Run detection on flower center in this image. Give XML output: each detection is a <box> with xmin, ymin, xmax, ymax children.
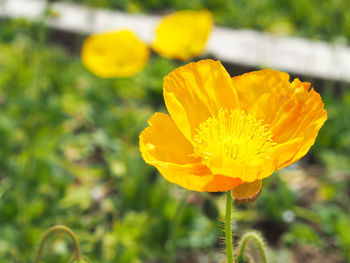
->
<box><xmin>193</xmin><ymin>109</ymin><xmax>275</xmax><ymax>164</ymax></box>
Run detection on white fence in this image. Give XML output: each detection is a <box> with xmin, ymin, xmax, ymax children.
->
<box><xmin>1</xmin><ymin>0</ymin><xmax>349</xmax><ymax>82</ymax></box>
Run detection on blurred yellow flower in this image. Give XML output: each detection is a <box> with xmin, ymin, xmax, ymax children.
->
<box><xmin>81</xmin><ymin>30</ymin><xmax>149</xmax><ymax>78</ymax></box>
<box><xmin>152</xmin><ymin>10</ymin><xmax>213</xmax><ymax>60</ymax></box>
<box><xmin>139</xmin><ymin>60</ymin><xmax>327</xmax><ymax>199</ymax></box>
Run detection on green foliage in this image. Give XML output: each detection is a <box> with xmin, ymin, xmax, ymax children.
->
<box><xmin>283</xmin><ymin>223</ymin><xmax>321</xmax><ymax>246</ymax></box>
<box><xmin>257</xmin><ymin>175</ymin><xmax>296</xmax><ymax>222</ymax></box>
<box><xmin>315</xmin><ymin>205</ymin><xmax>350</xmax><ymax>260</ymax></box>
<box><xmin>314</xmin><ymin>84</ymin><xmax>350</xmax><ymax>172</ymax></box>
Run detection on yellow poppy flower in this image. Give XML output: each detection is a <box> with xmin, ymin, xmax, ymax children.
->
<box><xmin>81</xmin><ymin>30</ymin><xmax>149</xmax><ymax>78</ymax></box>
<box><xmin>139</xmin><ymin>60</ymin><xmax>327</xmax><ymax>199</ymax></box>
<box><xmin>152</xmin><ymin>10</ymin><xmax>213</xmax><ymax>60</ymax></box>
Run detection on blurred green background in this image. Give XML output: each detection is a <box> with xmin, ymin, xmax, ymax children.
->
<box><xmin>0</xmin><ymin>1</ymin><xmax>350</xmax><ymax>263</ymax></box>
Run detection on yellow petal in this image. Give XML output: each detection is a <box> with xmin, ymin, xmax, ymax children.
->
<box><xmin>140</xmin><ymin>112</ymin><xmax>195</xmax><ymax>165</ymax></box>
<box><xmin>81</xmin><ymin>30</ymin><xmax>149</xmax><ymax>78</ymax></box>
<box><xmin>163</xmin><ymin>60</ymin><xmax>240</xmax><ymax>141</ymax></box>
<box><xmin>152</xmin><ymin>10</ymin><xmax>213</xmax><ymax>60</ymax></box>
<box><xmin>207</xmin><ymin>157</ymin><xmax>276</xmax><ymax>183</ymax></box>
<box><xmin>270</xmin><ymin>83</ymin><xmax>327</xmax><ymax>169</ymax></box>
<box><xmin>232</xmin><ymin>70</ymin><xmax>327</xmax><ymax>171</ymax></box>
<box><xmin>231</xmin><ymin>180</ymin><xmax>262</xmax><ymax>202</ymax></box>
<box><xmin>232</xmin><ymin>69</ymin><xmax>291</xmax><ymax>121</ymax></box>
<box><xmin>156</xmin><ymin>165</ymin><xmax>243</xmax><ymax>192</ymax></box>
<box><xmin>269</xmin><ymin>137</ymin><xmax>304</xmax><ymax>169</ymax></box>
<box><xmin>139</xmin><ymin>113</ymin><xmax>242</xmax><ymax>191</ymax></box>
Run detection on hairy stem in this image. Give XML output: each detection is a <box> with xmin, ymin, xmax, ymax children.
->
<box><xmin>237</xmin><ymin>232</ymin><xmax>267</xmax><ymax>263</ymax></box>
<box><xmin>225</xmin><ymin>191</ymin><xmax>234</xmax><ymax>263</ymax></box>
<box><xmin>34</xmin><ymin>225</ymin><xmax>81</xmax><ymax>263</ymax></box>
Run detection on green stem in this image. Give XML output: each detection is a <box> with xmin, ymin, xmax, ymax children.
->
<box><xmin>34</xmin><ymin>225</ymin><xmax>81</xmax><ymax>263</ymax></box>
<box><xmin>237</xmin><ymin>232</ymin><xmax>267</xmax><ymax>263</ymax></box>
<box><xmin>225</xmin><ymin>191</ymin><xmax>234</xmax><ymax>263</ymax></box>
